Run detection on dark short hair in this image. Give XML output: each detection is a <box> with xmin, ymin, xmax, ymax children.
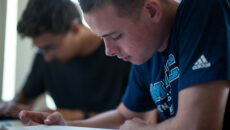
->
<box><xmin>78</xmin><ymin>0</ymin><xmax>145</xmax><ymax>21</ymax></box>
<box><xmin>17</xmin><ymin>0</ymin><xmax>82</xmax><ymax>38</ymax></box>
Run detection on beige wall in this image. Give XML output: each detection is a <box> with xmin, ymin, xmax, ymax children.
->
<box><xmin>16</xmin><ymin>0</ymin><xmax>47</xmax><ymax>109</ymax></box>
<box><xmin>0</xmin><ymin>0</ymin><xmax>46</xmax><ymax>109</ymax></box>
<box><xmin>16</xmin><ymin>0</ymin><xmax>35</xmax><ymax>93</ymax></box>
<box><xmin>0</xmin><ymin>0</ymin><xmax>7</xmax><ymax>99</ymax></box>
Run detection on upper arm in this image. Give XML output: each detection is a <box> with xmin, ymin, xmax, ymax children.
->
<box><xmin>175</xmin><ymin>80</ymin><xmax>229</xmax><ymax>130</ymax></box>
<box><xmin>22</xmin><ymin>53</ymin><xmax>46</xmax><ymax>98</ymax></box>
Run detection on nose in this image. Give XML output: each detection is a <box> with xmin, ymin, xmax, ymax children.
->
<box><xmin>104</xmin><ymin>40</ymin><xmax>119</xmax><ymax>56</ymax></box>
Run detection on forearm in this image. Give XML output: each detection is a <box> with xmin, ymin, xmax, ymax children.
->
<box><xmin>52</xmin><ymin>109</ymin><xmax>85</xmax><ymax>120</ymax></box>
<box><xmin>13</xmin><ymin>92</ymin><xmax>35</xmax><ymax>105</ymax></box>
<box><xmin>143</xmin><ymin>114</ymin><xmax>222</xmax><ymax>130</ymax></box>
<box><xmin>140</xmin><ymin>117</ymin><xmax>175</xmax><ymax>130</ymax></box>
<box><xmin>67</xmin><ymin>109</ymin><xmax>126</xmax><ymax>129</ymax></box>
<box><xmin>0</xmin><ymin>94</ymin><xmax>34</xmax><ymax>118</ymax></box>
<box><xmin>11</xmin><ymin>92</ymin><xmax>35</xmax><ymax>112</ymax></box>
<box><xmin>123</xmin><ymin>115</ymin><xmax>210</xmax><ymax>130</ymax></box>
<box><xmin>137</xmin><ymin>82</ymin><xmax>230</xmax><ymax>130</ymax></box>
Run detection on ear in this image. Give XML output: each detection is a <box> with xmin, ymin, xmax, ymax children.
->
<box><xmin>144</xmin><ymin>1</ymin><xmax>162</xmax><ymax>23</ymax></box>
<box><xmin>70</xmin><ymin>23</ymin><xmax>80</xmax><ymax>34</ymax></box>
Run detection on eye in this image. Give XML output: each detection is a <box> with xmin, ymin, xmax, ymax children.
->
<box><xmin>111</xmin><ymin>34</ymin><xmax>122</xmax><ymax>41</ymax></box>
<box><xmin>43</xmin><ymin>46</ymin><xmax>51</xmax><ymax>52</ymax></box>
<box><xmin>42</xmin><ymin>44</ymin><xmax>53</xmax><ymax>52</ymax></box>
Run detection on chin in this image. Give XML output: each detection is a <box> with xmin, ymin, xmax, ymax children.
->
<box><xmin>132</xmin><ymin>58</ymin><xmax>149</xmax><ymax>65</ymax></box>
<box><xmin>134</xmin><ymin>62</ymin><xmax>144</xmax><ymax>65</ymax></box>
<box><xmin>57</xmin><ymin>56</ymin><xmax>73</xmax><ymax>63</ymax></box>
<box><xmin>57</xmin><ymin>59</ymin><xmax>68</xmax><ymax>63</ymax></box>
<box><xmin>131</xmin><ymin>60</ymin><xmax>143</xmax><ymax>65</ymax></box>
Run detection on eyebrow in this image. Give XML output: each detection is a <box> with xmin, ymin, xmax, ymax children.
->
<box><xmin>41</xmin><ymin>44</ymin><xmax>52</xmax><ymax>50</ymax></box>
<box><xmin>101</xmin><ymin>32</ymin><xmax>117</xmax><ymax>38</ymax></box>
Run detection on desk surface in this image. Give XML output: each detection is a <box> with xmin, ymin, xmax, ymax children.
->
<box><xmin>0</xmin><ymin>121</ymin><xmax>117</xmax><ymax>130</ymax></box>
<box><xmin>0</xmin><ymin>120</ymin><xmax>23</xmax><ymax>126</ymax></box>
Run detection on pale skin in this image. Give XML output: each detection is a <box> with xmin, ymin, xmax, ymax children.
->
<box><xmin>18</xmin><ymin>0</ymin><xmax>230</xmax><ymax>130</ymax></box>
<box><xmin>0</xmin><ymin>92</ymin><xmax>89</xmax><ymax>120</ymax></box>
<box><xmin>19</xmin><ymin>81</ymin><xmax>229</xmax><ymax>130</ymax></box>
<box><xmin>0</xmin><ymin>23</ymin><xmax>102</xmax><ymax>120</ymax></box>
<box><xmin>0</xmin><ymin>92</ymin><xmax>34</xmax><ymax>118</ymax></box>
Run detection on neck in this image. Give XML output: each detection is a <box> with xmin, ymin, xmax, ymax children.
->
<box><xmin>82</xmin><ymin>33</ymin><xmax>102</xmax><ymax>56</ymax></box>
<box><xmin>76</xmin><ymin>27</ymin><xmax>102</xmax><ymax>56</ymax></box>
<box><xmin>158</xmin><ymin>1</ymin><xmax>179</xmax><ymax>52</ymax></box>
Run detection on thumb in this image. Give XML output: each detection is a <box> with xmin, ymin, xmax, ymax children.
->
<box><xmin>44</xmin><ymin>112</ymin><xmax>66</xmax><ymax>125</ymax></box>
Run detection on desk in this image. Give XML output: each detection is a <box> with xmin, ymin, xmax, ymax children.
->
<box><xmin>0</xmin><ymin>120</ymin><xmax>117</xmax><ymax>130</ymax></box>
<box><xmin>0</xmin><ymin>120</ymin><xmax>24</xmax><ymax>130</ymax></box>
<box><xmin>0</xmin><ymin>120</ymin><xmax>23</xmax><ymax>127</ymax></box>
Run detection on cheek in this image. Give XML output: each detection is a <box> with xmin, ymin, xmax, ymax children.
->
<box><xmin>56</xmin><ymin>50</ymin><xmax>68</xmax><ymax>62</ymax></box>
<box><xmin>61</xmin><ymin>38</ymin><xmax>73</xmax><ymax>51</ymax></box>
<box><xmin>125</xmin><ymin>35</ymin><xmax>144</xmax><ymax>52</ymax></box>
<box><xmin>63</xmin><ymin>37</ymin><xmax>71</xmax><ymax>45</ymax></box>
<box><xmin>120</xmin><ymin>41</ymin><xmax>140</xmax><ymax>58</ymax></box>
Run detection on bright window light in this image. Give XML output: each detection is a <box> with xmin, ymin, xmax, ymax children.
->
<box><xmin>46</xmin><ymin>94</ymin><xmax>57</xmax><ymax>110</ymax></box>
<box><xmin>71</xmin><ymin>0</ymin><xmax>79</xmax><ymax>4</ymax></box>
<box><xmin>71</xmin><ymin>0</ymin><xmax>90</xmax><ymax>28</ymax></box>
<box><xmin>2</xmin><ymin>0</ymin><xmax>18</xmax><ymax>101</ymax></box>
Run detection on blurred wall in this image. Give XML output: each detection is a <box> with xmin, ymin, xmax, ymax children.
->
<box><xmin>16</xmin><ymin>0</ymin><xmax>47</xmax><ymax>110</ymax></box>
<box><xmin>0</xmin><ymin>0</ymin><xmax>46</xmax><ymax>109</ymax></box>
<box><xmin>0</xmin><ymin>0</ymin><xmax>7</xmax><ymax>99</ymax></box>
<box><xmin>16</xmin><ymin>0</ymin><xmax>35</xmax><ymax>93</ymax></box>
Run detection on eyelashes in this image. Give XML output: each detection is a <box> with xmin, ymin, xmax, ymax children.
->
<box><xmin>112</xmin><ymin>34</ymin><xmax>122</xmax><ymax>41</ymax></box>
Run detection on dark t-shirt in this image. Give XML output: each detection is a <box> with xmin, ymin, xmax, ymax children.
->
<box><xmin>23</xmin><ymin>42</ymin><xmax>130</xmax><ymax>113</ymax></box>
<box><xmin>122</xmin><ymin>0</ymin><xmax>229</xmax><ymax>128</ymax></box>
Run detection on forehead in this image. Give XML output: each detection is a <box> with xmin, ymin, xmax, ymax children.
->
<box><xmin>33</xmin><ymin>33</ymin><xmax>61</xmax><ymax>44</ymax></box>
<box><xmin>83</xmin><ymin>3</ymin><xmax>134</xmax><ymax>36</ymax></box>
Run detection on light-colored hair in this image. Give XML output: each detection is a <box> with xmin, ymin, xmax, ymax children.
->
<box><xmin>79</xmin><ymin>0</ymin><xmax>146</xmax><ymax>21</ymax></box>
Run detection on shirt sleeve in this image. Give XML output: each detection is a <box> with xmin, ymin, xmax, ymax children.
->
<box><xmin>177</xmin><ymin>0</ymin><xmax>230</xmax><ymax>90</ymax></box>
<box><xmin>22</xmin><ymin>52</ymin><xmax>46</xmax><ymax>98</ymax></box>
<box><xmin>122</xmin><ymin>64</ymin><xmax>156</xmax><ymax>112</ymax></box>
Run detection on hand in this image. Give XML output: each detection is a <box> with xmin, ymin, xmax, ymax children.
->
<box><xmin>120</xmin><ymin>118</ymin><xmax>149</xmax><ymax>130</ymax></box>
<box><xmin>42</xmin><ymin>108</ymin><xmax>84</xmax><ymax>120</ymax></box>
<box><xmin>19</xmin><ymin>110</ymin><xmax>67</xmax><ymax>126</ymax></box>
<box><xmin>0</xmin><ymin>102</ymin><xmax>22</xmax><ymax>118</ymax></box>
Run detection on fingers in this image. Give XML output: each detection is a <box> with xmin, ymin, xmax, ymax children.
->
<box><xmin>19</xmin><ymin>110</ymin><xmax>49</xmax><ymax>125</ymax></box>
<box><xmin>19</xmin><ymin>111</ymin><xmax>66</xmax><ymax>126</ymax></box>
<box><xmin>27</xmin><ymin>120</ymin><xmax>42</xmax><ymax>126</ymax></box>
<box><xmin>0</xmin><ymin>102</ymin><xmax>19</xmax><ymax>117</ymax></box>
<box><xmin>44</xmin><ymin>112</ymin><xmax>66</xmax><ymax>125</ymax></box>
<box><xmin>132</xmin><ymin>117</ymin><xmax>148</xmax><ymax>124</ymax></box>
<box><xmin>0</xmin><ymin>102</ymin><xmax>7</xmax><ymax>115</ymax></box>
<box><xmin>132</xmin><ymin>117</ymin><xmax>144</xmax><ymax>122</ymax></box>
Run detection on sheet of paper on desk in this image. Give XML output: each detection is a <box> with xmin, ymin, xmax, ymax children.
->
<box><xmin>5</xmin><ymin>125</ymin><xmax>117</xmax><ymax>130</ymax></box>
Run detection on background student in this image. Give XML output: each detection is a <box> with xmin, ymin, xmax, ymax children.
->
<box><xmin>0</xmin><ymin>0</ymin><xmax>130</xmax><ymax>121</ymax></box>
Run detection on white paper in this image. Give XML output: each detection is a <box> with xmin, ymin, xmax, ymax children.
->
<box><xmin>0</xmin><ymin>120</ymin><xmax>23</xmax><ymax>127</ymax></box>
<box><xmin>4</xmin><ymin>125</ymin><xmax>117</xmax><ymax>130</ymax></box>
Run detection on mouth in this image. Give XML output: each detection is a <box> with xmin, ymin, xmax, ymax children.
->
<box><xmin>118</xmin><ymin>56</ymin><xmax>130</xmax><ymax>61</ymax></box>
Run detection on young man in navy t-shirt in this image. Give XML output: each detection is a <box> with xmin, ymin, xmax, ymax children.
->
<box><xmin>19</xmin><ymin>0</ymin><xmax>230</xmax><ymax>129</ymax></box>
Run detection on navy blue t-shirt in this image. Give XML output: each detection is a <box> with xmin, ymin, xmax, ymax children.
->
<box><xmin>123</xmin><ymin>0</ymin><xmax>229</xmax><ymax>121</ymax></box>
